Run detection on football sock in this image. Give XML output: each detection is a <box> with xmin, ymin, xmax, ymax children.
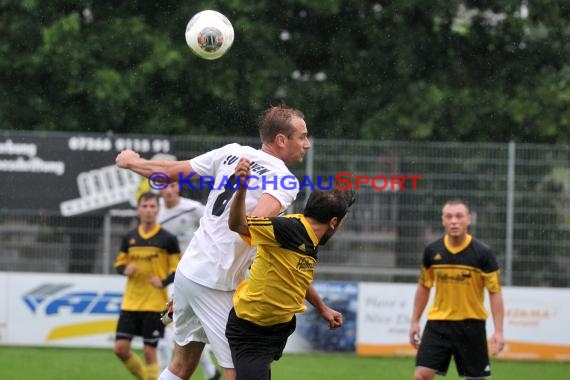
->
<box><xmin>145</xmin><ymin>363</ymin><xmax>159</xmax><ymax>380</ymax></box>
<box><xmin>158</xmin><ymin>328</ymin><xmax>174</xmax><ymax>371</ymax></box>
<box><xmin>200</xmin><ymin>350</ymin><xmax>217</xmax><ymax>379</ymax></box>
<box><xmin>124</xmin><ymin>354</ymin><xmax>145</xmax><ymax>379</ymax></box>
<box><xmin>158</xmin><ymin>367</ymin><xmax>184</xmax><ymax>380</ymax></box>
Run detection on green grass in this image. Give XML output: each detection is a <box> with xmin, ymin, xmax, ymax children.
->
<box><xmin>0</xmin><ymin>346</ymin><xmax>569</xmax><ymax>379</ymax></box>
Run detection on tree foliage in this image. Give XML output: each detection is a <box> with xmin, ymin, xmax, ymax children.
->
<box><xmin>1</xmin><ymin>0</ymin><xmax>569</xmax><ymax>142</ymax></box>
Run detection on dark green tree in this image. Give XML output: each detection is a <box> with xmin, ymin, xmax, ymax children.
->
<box><xmin>2</xmin><ymin>1</ymin><xmax>570</xmax><ymax>142</ymax></box>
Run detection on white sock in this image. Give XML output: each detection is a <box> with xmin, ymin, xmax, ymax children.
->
<box><xmin>200</xmin><ymin>348</ymin><xmax>217</xmax><ymax>379</ymax></box>
<box><xmin>157</xmin><ymin>328</ymin><xmax>174</xmax><ymax>371</ymax></box>
<box><xmin>158</xmin><ymin>367</ymin><xmax>184</xmax><ymax>380</ymax></box>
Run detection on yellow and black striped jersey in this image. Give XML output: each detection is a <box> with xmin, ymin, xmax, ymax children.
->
<box><xmin>114</xmin><ymin>225</ymin><xmax>180</xmax><ymax>312</ymax></box>
<box><xmin>420</xmin><ymin>234</ymin><xmax>501</xmax><ymax>321</ymax></box>
<box><xmin>233</xmin><ymin>214</ymin><xmax>319</xmax><ymax>326</ymax></box>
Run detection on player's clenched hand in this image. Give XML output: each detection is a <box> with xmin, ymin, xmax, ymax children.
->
<box><xmin>116</xmin><ymin>149</ymin><xmax>141</xmax><ymax>169</ymax></box>
<box><xmin>320</xmin><ymin>306</ymin><xmax>343</xmax><ymax>330</ymax></box>
<box><xmin>328</xmin><ymin>310</ymin><xmax>343</xmax><ymax>330</ymax></box>
<box><xmin>234</xmin><ymin>157</ymin><xmax>251</xmax><ymax>188</ymax></box>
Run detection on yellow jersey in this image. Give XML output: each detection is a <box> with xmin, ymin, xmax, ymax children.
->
<box><xmin>114</xmin><ymin>224</ymin><xmax>180</xmax><ymax>312</ymax></box>
<box><xmin>419</xmin><ymin>234</ymin><xmax>501</xmax><ymax>321</ymax></box>
<box><xmin>234</xmin><ymin>214</ymin><xmax>319</xmax><ymax>326</ymax></box>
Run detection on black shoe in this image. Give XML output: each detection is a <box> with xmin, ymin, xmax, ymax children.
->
<box><xmin>208</xmin><ymin>369</ymin><xmax>221</xmax><ymax>380</ymax></box>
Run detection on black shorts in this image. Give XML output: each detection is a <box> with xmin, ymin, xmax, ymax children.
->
<box><xmin>115</xmin><ymin>310</ymin><xmax>165</xmax><ymax>347</ymax></box>
<box><xmin>416</xmin><ymin>320</ymin><xmax>491</xmax><ymax>378</ymax></box>
<box><xmin>225</xmin><ymin>308</ymin><xmax>296</xmax><ymax>380</ymax></box>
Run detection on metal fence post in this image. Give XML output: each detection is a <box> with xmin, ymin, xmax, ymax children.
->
<box><xmin>505</xmin><ymin>141</ymin><xmax>515</xmax><ymax>286</ymax></box>
<box><xmin>102</xmin><ymin>211</ymin><xmax>111</xmax><ymax>274</ymax></box>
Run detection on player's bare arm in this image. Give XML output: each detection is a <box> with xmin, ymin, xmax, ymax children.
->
<box><xmin>228</xmin><ymin>158</ymin><xmax>251</xmax><ymax>237</ymax></box>
<box><xmin>489</xmin><ymin>290</ymin><xmax>505</xmax><ymax>355</ymax></box>
<box><xmin>306</xmin><ymin>285</ymin><xmax>344</xmax><ymax>329</ymax></box>
<box><xmin>409</xmin><ymin>283</ymin><xmax>430</xmax><ymax>348</ymax></box>
<box><xmin>115</xmin><ymin>148</ymin><xmax>198</xmax><ymax>181</ymax></box>
<box><xmin>250</xmin><ymin>193</ymin><xmax>283</xmax><ymax>217</ymax></box>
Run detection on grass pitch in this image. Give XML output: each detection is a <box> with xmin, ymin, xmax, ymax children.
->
<box><xmin>0</xmin><ymin>346</ymin><xmax>568</xmax><ymax>379</ymax></box>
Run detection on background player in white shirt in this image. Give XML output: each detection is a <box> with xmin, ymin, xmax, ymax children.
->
<box><xmin>157</xmin><ymin>182</ymin><xmax>220</xmax><ymax>380</ymax></box>
<box><xmin>158</xmin><ymin>182</ymin><xmax>205</xmax><ymax>250</ymax></box>
<box><xmin>116</xmin><ymin>105</ymin><xmax>344</xmax><ymax>380</ymax></box>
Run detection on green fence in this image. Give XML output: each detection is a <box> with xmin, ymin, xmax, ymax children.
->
<box><xmin>1</xmin><ymin>135</ymin><xmax>569</xmax><ymax>287</ymax></box>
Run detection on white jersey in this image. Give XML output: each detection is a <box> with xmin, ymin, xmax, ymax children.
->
<box><xmin>158</xmin><ymin>197</ymin><xmax>205</xmax><ymax>252</ymax></box>
<box><xmin>177</xmin><ymin>143</ymin><xmax>299</xmax><ymax>291</ymax></box>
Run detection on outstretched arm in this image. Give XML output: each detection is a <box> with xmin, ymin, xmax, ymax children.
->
<box><xmin>115</xmin><ymin>149</ymin><xmax>197</xmax><ymax>181</ymax></box>
<box><xmin>250</xmin><ymin>193</ymin><xmax>283</xmax><ymax>217</ymax></box>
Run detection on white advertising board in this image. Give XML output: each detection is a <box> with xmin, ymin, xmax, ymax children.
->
<box><xmin>500</xmin><ymin>286</ymin><xmax>570</xmax><ymax>360</ymax></box>
<box><xmin>0</xmin><ymin>272</ymin><xmax>125</xmax><ymax>348</ymax></box>
<box><xmin>2</xmin><ymin>272</ymin><xmax>569</xmax><ymax>361</ymax></box>
<box><xmin>0</xmin><ymin>273</ymin><xmax>9</xmax><ymax>342</ymax></box>
<box><xmin>356</xmin><ymin>282</ymin><xmax>421</xmax><ymax>356</ymax></box>
<box><xmin>356</xmin><ymin>283</ymin><xmax>570</xmax><ymax>361</ymax></box>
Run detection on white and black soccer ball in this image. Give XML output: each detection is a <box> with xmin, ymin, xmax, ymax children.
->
<box><xmin>185</xmin><ymin>10</ymin><xmax>234</xmax><ymax>60</ymax></box>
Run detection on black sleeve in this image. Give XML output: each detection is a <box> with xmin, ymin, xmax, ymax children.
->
<box><xmin>161</xmin><ymin>272</ymin><xmax>175</xmax><ymax>287</ymax></box>
<box><xmin>422</xmin><ymin>246</ymin><xmax>432</xmax><ymax>269</ymax></box>
<box><xmin>481</xmin><ymin>247</ymin><xmax>499</xmax><ymax>273</ymax></box>
<box><xmin>167</xmin><ymin>234</ymin><xmax>181</xmax><ymax>254</ymax></box>
<box><xmin>119</xmin><ymin>234</ymin><xmax>130</xmax><ymax>253</ymax></box>
<box><xmin>116</xmin><ymin>265</ymin><xmax>126</xmax><ymax>275</ymax></box>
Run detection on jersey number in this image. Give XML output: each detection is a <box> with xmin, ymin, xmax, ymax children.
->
<box><xmin>212</xmin><ymin>174</ymin><xmax>237</xmax><ymax>216</ymax></box>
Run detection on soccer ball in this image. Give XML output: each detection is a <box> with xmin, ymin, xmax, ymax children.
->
<box><xmin>185</xmin><ymin>10</ymin><xmax>234</xmax><ymax>60</ymax></box>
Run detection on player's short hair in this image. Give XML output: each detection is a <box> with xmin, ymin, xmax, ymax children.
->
<box><xmin>443</xmin><ymin>198</ymin><xmax>471</xmax><ymax>214</ymax></box>
<box><xmin>303</xmin><ymin>188</ymin><xmax>356</xmax><ymax>224</ymax></box>
<box><xmin>137</xmin><ymin>191</ymin><xmax>159</xmax><ymax>206</ymax></box>
<box><xmin>258</xmin><ymin>105</ymin><xmax>305</xmax><ymax>143</ymax></box>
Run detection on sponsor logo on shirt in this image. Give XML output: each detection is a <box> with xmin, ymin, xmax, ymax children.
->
<box><xmin>436</xmin><ymin>271</ymin><xmax>472</xmax><ymax>283</ymax></box>
<box><xmin>296</xmin><ymin>257</ymin><xmax>315</xmax><ymax>271</ymax></box>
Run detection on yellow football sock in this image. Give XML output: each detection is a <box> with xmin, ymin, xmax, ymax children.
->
<box><xmin>124</xmin><ymin>354</ymin><xmax>145</xmax><ymax>379</ymax></box>
<box><xmin>145</xmin><ymin>362</ymin><xmax>159</xmax><ymax>380</ymax></box>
